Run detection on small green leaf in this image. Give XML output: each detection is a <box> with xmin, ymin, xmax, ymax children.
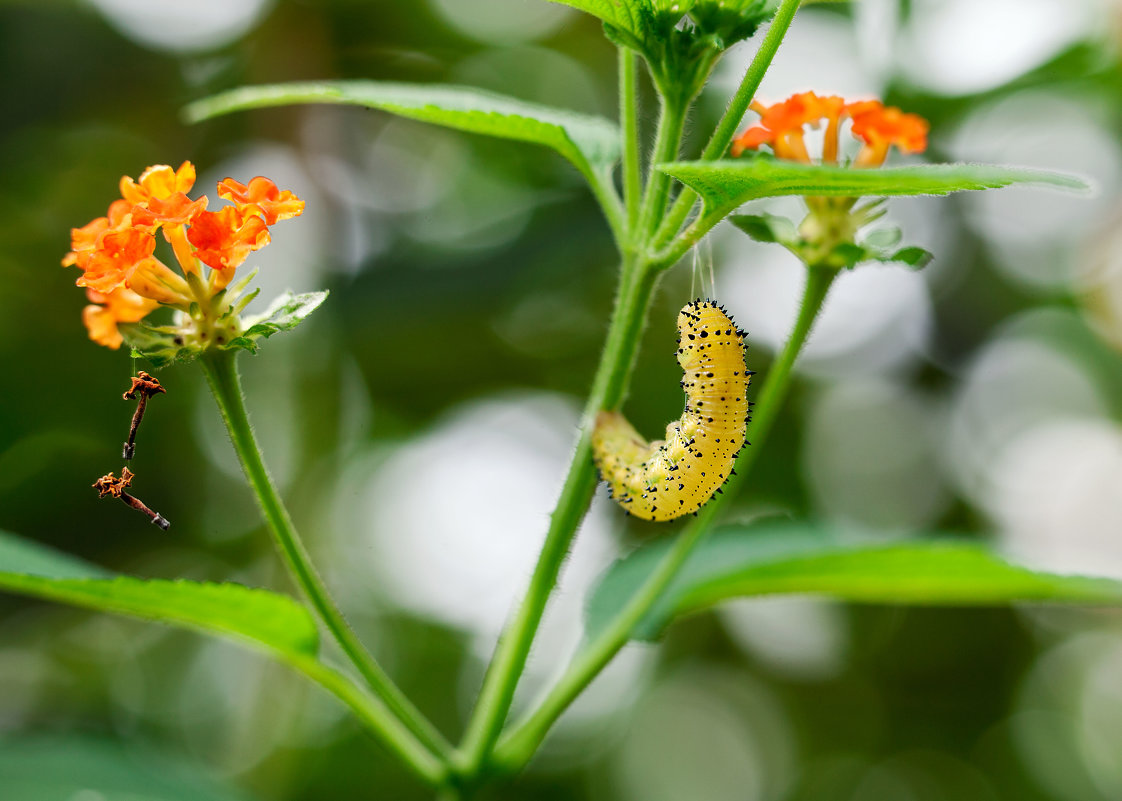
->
<box><xmin>831</xmin><ymin>242</ymin><xmax>867</xmax><ymax>269</ymax></box>
<box><xmin>890</xmin><ymin>245</ymin><xmax>934</xmax><ymax>269</ymax></box>
<box><xmin>0</xmin><ymin>530</ymin><xmax>318</xmax><ymax>660</ymax></box>
<box><xmin>838</xmin><ymin>241</ymin><xmax>934</xmax><ymax>271</ymax></box>
<box><xmin>185</xmin><ymin>81</ymin><xmax>620</xmax><ymax>188</ymax></box>
<box><xmin>660</xmin><ymin>159</ymin><xmax>1090</xmax><ymax>222</ymax></box>
<box><xmin>862</xmin><ymin>226</ymin><xmax>902</xmax><ymax>249</ymax></box>
<box><xmin>729</xmin><ymin>212</ymin><xmax>797</xmax><ymax>245</ymax></box>
<box><xmin>585</xmin><ymin>521</ymin><xmax>1122</xmax><ymax>641</ymax></box>
<box><xmin>223</xmin><ymin>290</ymin><xmax>328</xmax><ymax>354</ymax></box>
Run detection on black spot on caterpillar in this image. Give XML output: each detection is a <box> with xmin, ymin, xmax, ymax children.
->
<box><xmin>592</xmin><ymin>299</ymin><xmax>751</xmax><ymax>522</ymax></box>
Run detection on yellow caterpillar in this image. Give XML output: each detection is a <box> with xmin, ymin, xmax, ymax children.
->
<box><xmin>592</xmin><ymin>299</ymin><xmax>751</xmax><ymax>521</ymax></box>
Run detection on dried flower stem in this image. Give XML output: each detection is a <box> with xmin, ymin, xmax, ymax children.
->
<box><xmin>122</xmin><ymin>371</ymin><xmax>165</xmax><ymax>460</ymax></box>
<box><xmin>93</xmin><ymin>467</ymin><xmax>170</xmax><ymax>530</ymax></box>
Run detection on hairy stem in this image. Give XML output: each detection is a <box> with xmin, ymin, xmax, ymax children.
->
<box><xmin>200</xmin><ymin>349</ymin><xmax>451</xmax><ymax>762</ymax></box>
<box><xmin>588</xmin><ymin>166</ymin><xmax>628</xmax><ymax>251</ymax></box>
<box><xmin>654</xmin><ymin>0</ymin><xmax>803</xmax><ymax>248</ymax></box>
<box><xmin>637</xmin><ymin>95</ymin><xmax>688</xmax><ymax>244</ymax></box>
<box><xmin>492</xmin><ymin>265</ymin><xmax>840</xmax><ymax>770</ymax></box>
<box><xmin>456</xmin><ymin>258</ymin><xmax>660</xmax><ymax>777</ymax></box>
<box><xmin>620</xmin><ymin>48</ymin><xmax>642</xmax><ymax>236</ymax></box>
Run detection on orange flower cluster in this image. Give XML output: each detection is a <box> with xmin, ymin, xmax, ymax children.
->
<box><xmin>63</xmin><ymin>162</ymin><xmax>304</xmax><ymax>349</ymax></box>
<box><xmin>731</xmin><ymin>92</ymin><xmax>928</xmax><ymax>167</ymax></box>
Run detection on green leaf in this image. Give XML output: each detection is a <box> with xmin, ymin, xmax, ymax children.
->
<box><xmin>862</xmin><ymin>226</ymin><xmax>902</xmax><ymax>249</ymax></box>
<box><xmin>660</xmin><ymin>159</ymin><xmax>1090</xmax><ymax>222</ymax></box>
<box><xmin>835</xmin><ymin>239</ymin><xmax>933</xmax><ymax>271</ymax></box>
<box><xmin>585</xmin><ymin>521</ymin><xmax>1122</xmax><ymax>641</ymax></box>
<box><xmin>0</xmin><ymin>530</ymin><xmax>318</xmax><ymax>660</ymax></box>
<box><xmin>0</xmin><ymin>735</ymin><xmax>260</xmax><ymax>801</ymax></box>
<box><xmin>546</xmin><ymin>0</ymin><xmax>653</xmax><ymax>38</ymax></box>
<box><xmin>889</xmin><ymin>245</ymin><xmax>934</xmax><ymax>269</ymax></box>
<box><xmin>184</xmin><ymin>81</ymin><xmax>621</xmax><ymax>187</ymax></box>
<box><xmin>224</xmin><ymin>289</ymin><xmax>328</xmax><ymax>354</ymax></box>
<box><xmin>830</xmin><ymin>242</ymin><xmax>868</xmax><ymax>269</ymax></box>
<box><xmin>0</xmin><ymin>530</ymin><xmax>109</xmax><ymax>579</ymax></box>
<box><xmin>728</xmin><ymin>212</ymin><xmax>797</xmax><ymax>245</ymax></box>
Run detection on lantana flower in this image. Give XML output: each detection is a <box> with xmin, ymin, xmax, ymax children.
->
<box><xmin>729</xmin><ymin>92</ymin><xmax>932</xmax><ymax>270</ymax></box>
<box><xmin>63</xmin><ymin>161</ymin><xmax>304</xmax><ymax>350</ymax></box>
<box><xmin>731</xmin><ymin>91</ymin><xmax>928</xmax><ymax>166</ymax></box>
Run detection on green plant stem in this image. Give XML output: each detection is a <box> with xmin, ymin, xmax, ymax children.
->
<box><xmin>650</xmin><ymin>203</ymin><xmax>726</xmax><ymax>271</ymax></box>
<box><xmin>588</xmin><ymin>167</ymin><xmax>627</xmax><ymax>250</ymax></box>
<box><xmin>456</xmin><ymin>257</ymin><xmax>661</xmax><ymax>778</ymax></box>
<box><xmin>491</xmin><ymin>265</ymin><xmax>839</xmax><ymax>771</ymax></box>
<box><xmin>620</xmin><ymin>48</ymin><xmax>642</xmax><ymax>237</ymax></box>
<box><xmin>637</xmin><ymin>95</ymin><xmax>687</xmax><ymax>243</ymax></box>
<box><xmin>200</xmin><ymin>349</ymin><xmax>451</xmax><ymax>761</ymax></box>
<box><xmin>654</xmin><ymin>0</ymin><xmax>803</xmax><ymax>248</ymax></box>
<box><xmin>293</xmin><ymin>656</ymin><xmax>447</xmax><ymax>786</ymax></box>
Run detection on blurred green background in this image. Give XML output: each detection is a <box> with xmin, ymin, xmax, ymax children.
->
<box><xmin>4</xmin><ymin>0</ymin><xmax>1122</xmax><ymax>799</ymax></box>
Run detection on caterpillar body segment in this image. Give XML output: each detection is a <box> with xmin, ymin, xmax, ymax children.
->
<box><xmin>592</xmin><ymin>300</ymin><xmax>751</xmax><ymax>521</ymax></box>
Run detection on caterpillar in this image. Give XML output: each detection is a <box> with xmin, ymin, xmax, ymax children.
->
<box><xmin>592</xmin><ymin>299</ymin><xmax>751</xmax><ymax>521</ymax></box>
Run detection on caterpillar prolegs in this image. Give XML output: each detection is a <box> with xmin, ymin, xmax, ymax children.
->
<box><xmin>592</xmin><ymin>300</ymin><xmax>752</xmax><ymax>521</ymax></box>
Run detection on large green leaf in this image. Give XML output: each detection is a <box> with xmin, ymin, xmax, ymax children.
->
<box><xmin>184</xmin><ymin>81</ymin><xmax>620</xmax><ymax>187</ymax></box>
<box><xmin>0</xmin><ymin>533</ymin><xmax>438</xmax><ymax>780</ymax></box>
<box><xmin>0</xmin><ymin>530</ymin><xmax>318</xmax><ymax>660</ymax></box>
<box><xmin>547</xmin><ymin>0</ymin><xmax>652</xmax><ymax>37</ymax></box>
<box><xmin>0</xmin><ymin>735</ymin><xmax>259</xmax><ymax>801</ymax></box>
<box><xmin>0</xmin><ymin>529</ymin><xmax>109</xmax><ymax>579</ymax></box>
<box><xmin>586</xmin><ymin>521</ymin><xmax>1122</xmax><ymax>641</ymax></box>
<box><xmin>659</xmin><ymin>159</ymin><xmax>1090</xmax><ymax>221</ymax></box>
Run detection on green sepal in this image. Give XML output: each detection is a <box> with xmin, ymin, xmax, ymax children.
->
<box><xmin>120</xmin><ymin>322</ymin><xmax>197</xmax><ymax>369</ymax></box>
<box><xmin>228</xmin><ymin>286</ymin><xmax>262</xmax><ymax>319</ymax></box>
<box><xmin>731</xmin><ymin>214</ymin><xmax>935</xmax><ymax>271</ymax></box>
<box><xmin>221</xmin><ymin>290</ymin><xmax>329</xmax><ymax>354</ymax></box>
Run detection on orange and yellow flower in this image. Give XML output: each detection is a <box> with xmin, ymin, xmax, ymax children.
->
<box><xmin>729</xmin><ymin>93</ymin><xmax>932</xmax><ymax>270</ymax></box>
<box><xmin>81</xmin><ymin>287</ymin><xmax>160</xmax><ymax>350</ymax></box>
<box><xmin>187</xmin><ymin>206</ymin><xmax>271</xmax><ymax>276</ymax></box>
<box><xmin>63</xmin><ymin>161</ymin><xmax>304</xmax><ymax>349</ymax></box>
<box><xmin>218</xmin><ymin>177</ymin><xmax>305</xmax><ymax>226</ymax></box>
<box><xmin>731</xmin><ymin>92</ymin><xmax>928</xmax><ymax>166</ymax></box>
